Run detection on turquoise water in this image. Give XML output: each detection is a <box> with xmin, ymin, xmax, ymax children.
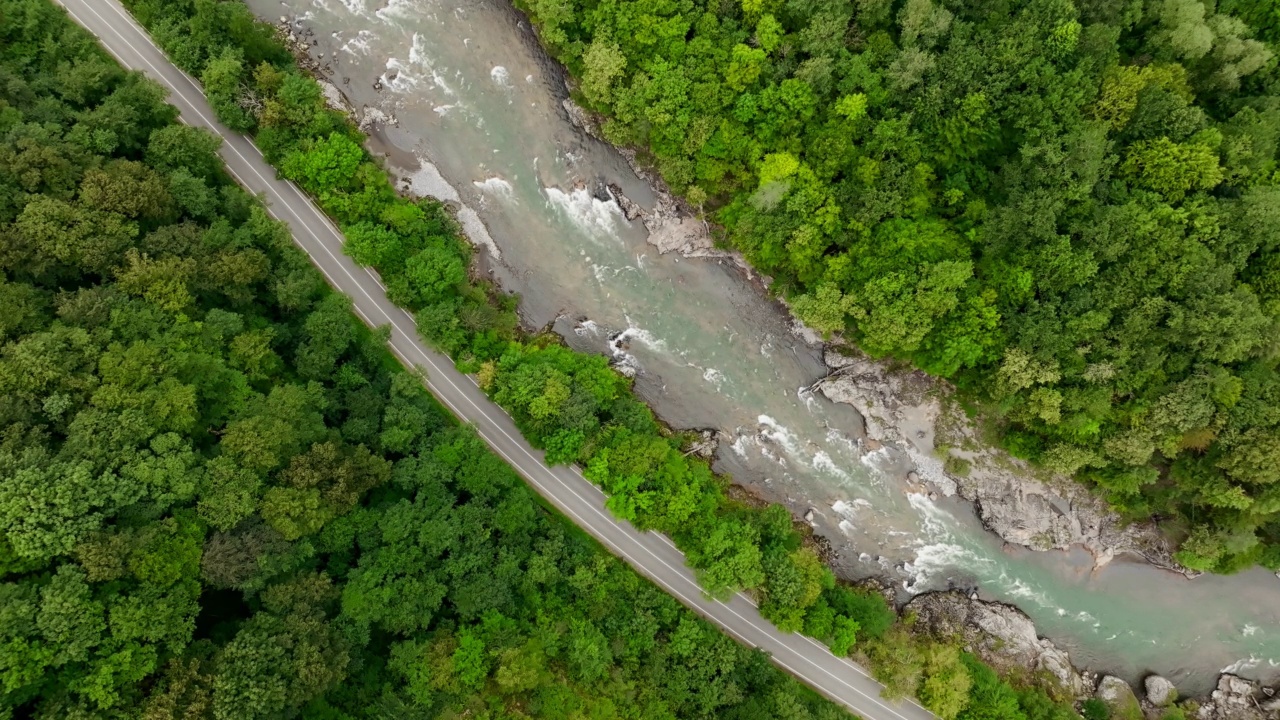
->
<box><xmin>249</xmin><ymin>0</ymin><xmax>1280</xmax><ymax>693</ymax></box>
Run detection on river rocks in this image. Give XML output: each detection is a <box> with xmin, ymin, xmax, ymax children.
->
<box><xmin>904</xmin><ymin>591</ymin><xmax>1090</xmax><ymax>698</ymax></box>
<box><xmin>1096</xmin><ymin>675</ymin><xmax>1142</xmax><ymax>718</ymax></box>
<box><xmin>683</xmin><ymin>430</ymin><xmax>718</xmax><ymax>460</ymax></box>
<box><xmin>561</xmin><ymin>97</ymin><xmax>601</xmax><ymax>139</ymax></box>
<box><xmin>607</xmin><ymin>183</ymin><xmax>643</xmax><ymax>221</ymax></box>
<box><xmin>1197</xmin><ymin>674</ymin><xmax>1268</xmax><ymax>720</ymax></box>
<box><xmin>1145</xmin><ymin>675</ymin><xmax>1178</xmax><ymax>707</ymax></box>
<box><xmin>814</xmin><ymin>348</ymin><xmax>1181</xmax><ymax>571</ymax></box>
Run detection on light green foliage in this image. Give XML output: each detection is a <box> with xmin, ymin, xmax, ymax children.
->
<box><xmin>489</xmin><ymin>0</ymin><xmax>1280</xmax><ymax>574</ymax></box>
<box><xmin>792</xmin><ymin>283</ymin><xmax>855</xmax><ymax>336</ymax></box>
<box><xmin>1122</xmin><ymin>137</ymin><xmax>1224</xmax><ymax>199</ymax></box>
<box><xmin>726</xmin><ymin>43</ymin><xmax>768</xmax><ymax>90</ymax></box>
<box><xmin>580</xmin><ymin>39</ymin><xmax>627</xmax><ymax>106</ymax></box>
<box><xmin>47</xmin><ymin>1</ymin><xmax>1231</xmax><ymax>718</ymax></box>
<box><xmin>756</xmin><ymin>14</ymin><xmax>784</xmax><ymax>53</ymax></box>
<box><xmin>281</xmin><ymin>132</ymin><xmax>365</xmax><ymax>194</ymax></box>
<box><xmin>201</xmin><ymin>47</ymin><xmax>254</xmax><ymax>131</ymax></box>
<box><xmin>835</xmin><ymin>93</ymin><xmax>869</xmax><ymax>121</ymax></box>
<box><xmin>919</xmin><ymin>644</ymin><xmax>973</xmax><ymax>720</ymax></box>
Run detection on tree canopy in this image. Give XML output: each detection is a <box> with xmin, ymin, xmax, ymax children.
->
<box><xmin>502</xmin><ymin>0</ymin><xmax>1280</xmax><ymax>573</ymax></box>
<box><xmin>0</xmin><ymin>2</ymin><xmax>885</xmax><ymax>716</ymax></box>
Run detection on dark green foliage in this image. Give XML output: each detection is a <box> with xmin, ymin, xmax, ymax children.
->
<box><xmin>506</xmin><ymin>0</ymin><xmax>1280</xmax><ymax>573</ymax></box>
<box><xmin>99</xmin><ymin>1</ymin><xmax>1113</xmax><ymax>717</ymax></box>
<box><xmin>1083</xmin><ymin>697</ymin><xmax>1112</xmax><ymax>720</ymax></box>
<box><xmin>0</xmin><ymin>2</ymin><xmax>868</xmax><ymax>717</ymax></box>
<box><xmin>117</xmin><ymin>0</ymin><xmax>887</xmax><ymax>661</ymax></box>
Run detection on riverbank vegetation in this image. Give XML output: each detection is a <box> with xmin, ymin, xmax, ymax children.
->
<box><xmin>0</xmin><ymin>1</ymin><xmax>872</xmax><ymax>716</ymax></box>
<box><xmin>35</xmin><ymin>0</ymin><xmax>1099</xmax><ymax>716</ymax></box>
<box><xmin>506</xmin><ymin>0</ymin><xmax>1280</xmax><ymax>574</ymax></box>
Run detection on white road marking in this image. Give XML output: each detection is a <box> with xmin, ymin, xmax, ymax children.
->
<box><xmin>60</xmin><ymin>3</ymin><xmax>934</xmax><ymax>718</ymax></box>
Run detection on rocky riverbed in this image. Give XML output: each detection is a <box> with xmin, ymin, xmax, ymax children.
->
<box><xmin>259</xmin><ymin>1</ymin><xmax>1280</xmax><ymax>702</ymax></box>
<box><xmin>907</xmin><ymin>590</ymin><xmax>1280</xmax><ymax>719</ymax></box>
<box><xmin>811</xmin><ymin>349</ymin><xmax>1184</xmax><ymax>573</ymax></box>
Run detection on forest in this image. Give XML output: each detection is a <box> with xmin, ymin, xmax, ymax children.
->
<box><xmin>0</xmin><ymin>1</ymin><xmax>874</xmax><ymax>717</ymax></box>
<box><xmin>0</xmin><ymin>0</ymin><xmax>1109</xmax><ymax>717</ymax></box>
<box><xmin>498</xmin><ymin>0</ymin><xmax>1280</xmax><ymax>574</ymax></box>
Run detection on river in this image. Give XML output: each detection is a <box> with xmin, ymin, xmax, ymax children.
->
<box><xmin>248</xmin><ymin>0</ymin><xmax>1280</xmax><ymax>694</ymax></box>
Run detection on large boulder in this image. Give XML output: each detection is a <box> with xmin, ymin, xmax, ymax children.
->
<box><xmin>1096</xmin><ymin>675</ymin><xmax>1141</xmax><ymax>719</ymax></box>
<box><xmin>1145</xmin><ymin>675</ymin><xmax>1178</xmax><ymax>707</ymax></box>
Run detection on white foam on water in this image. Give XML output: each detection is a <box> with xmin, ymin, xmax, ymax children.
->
<box><xmin>812</xmin><ymin>451</ymin><xmax>850</xmax><ymax>481</ymax></box>
<box><xmin>334</xmin><ymin>0</ymin><xmax>371</xmax><ymax>16</ymax></box>
<box><xmin>490</xmin><ymin>65</ymin><xmax>512</xmax><ymax>88</ymax></box>
<box><xmin>797</xmin><ymin>386</ymin><xmax>821</xmax><ymax>412</ymax></box>
<box><xmin>730</xmin><ymin>434</ymin><xmax>752</xmax><ymax>458</ymax></box>
<box><xmin>543</xmin><ymin>186</ymin><xmax>627</xmax><ymax>242</ymax></box>
<box><xmin>574</xmin><ymin>320</ymin><xmax>603</xmax><ymax>337</ymax></box>
<box><xmin>591</xmin><ymin>264</ymin><xmax>620</xmax><ymax>285</ymax></box>
<box><xmin>903</xmin><ymin>492</ymin><xmax>997</xmax><ymax>593</ymax></box>
<box><xmin>758</xmin><ymin>415</ymin><xmax>804</xmax><ymax>460</ymax></box>
<box><xmin>825</xmin><ymin>428</ymin><xmax>860</xmax><ymax>455</ymax></box>
<box><xmin>374</xmin><ymin>0</ymin><xmax>421</xmax><ymax>22</ymax></box>
<box><xmin>384</xmin><ymin>34</ymin><xmax>457</xmax><ymax>99</ymax></box>
<box><xmin>1222</xmin><ymin>656</ymin><xmax>1262</xmax><ymax>675</ymax></box>
<box><xmin>703</xmin><ymin>367</ymin><xmax>724</xmax><ymax>387</ymax></box>
<box><xmin>759</xmin><ymin>445</ymin><xmax>787</xmax><ymax>467</ymax></box>
<box><xmin>433</xmin><ymin>104</ymin><xmax>456</xmax><ymax>116</ymax></box>
<box><xmin>384</xmin><ymin>57</ymin><xmax>425</xmax><ymax>92</ymax></box>
<box><xmin>838</xmin><ymin>519</ymin><xmax>856</xmax><ymax>535</ymax></box>
<box><xmin>614</xmin><ymin>320</ymin><xmax>668</xmax><ymax>353</ymax></box>
<box><xmin>340</xmin><ymin>30</ymin><xmax>375</xmax><ymax>56</ymax></box>
<box><xmin>605</xmin><ymin>320</ymin><xmax>668</xmax><ymax>377</ymax></box>
<box><xmin>473</xmin><ymin>177</ymin><xmax>514</xmax><ymax>196</ymax></box>
<box><xmin>858</xmin><ymin>445</ymin><xmax>894</xmax><ymax>469</ymax></box>
<box><xmin>1243</xmin><ymin>624</ymin><xmax>1260</xmax><ymax>637</ymax></box>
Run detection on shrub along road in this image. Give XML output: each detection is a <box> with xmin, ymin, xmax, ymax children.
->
<box><xmin>54</xmin><ymin>1</ymin><xmax>937</xmax><ymax>718</ymax></box>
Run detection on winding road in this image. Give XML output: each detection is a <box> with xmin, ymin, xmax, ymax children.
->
<box><xmin>57</xmin><ymin>2</ymin><xmax>938</xmax><ymax>718</ymax></box>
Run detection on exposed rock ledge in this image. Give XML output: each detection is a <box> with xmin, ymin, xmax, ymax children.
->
<box><xmin>814</xmin><ymin>349</ymin><xmax>1182</xmax><ymax>573</ymax></box>
<box><xmin>907</xmin><ymin>590</ymin><xmax>1091</xmax><ymax>698</ymax></box>
<box><xmin>565</xmin><ymin>81</ymin><xmax>1181</xmax><ymax>574</ymax></box>
<box><xmin>908</xmin><ymin>591</ymin><xmax>1280</xmax><ymax>719</ymax></box>
<box><xmin>560</xmin><ymin>98</ymin><xmax>748</xmax><ymax>264</ymax></box>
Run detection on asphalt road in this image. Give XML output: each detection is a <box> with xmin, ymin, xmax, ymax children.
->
<box><xmin>56</xmin><ymin>2</ymin><xmax>938</xmax><ymax>718</ymax></box>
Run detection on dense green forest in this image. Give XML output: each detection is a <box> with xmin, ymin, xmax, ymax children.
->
<box><xmin>0</xmin><ymin>2</ymin><xmax>881</xmax><ymax>717</ymax></box>
<box><xmin>0</xmin><ymin>0</ymin><xmax>1105</xmax><ymax>717</ymax></box>
<box><xmin>498</xmin><ymin>0</ymin><xmax>1280</xmax><ymax>573</ymax></box>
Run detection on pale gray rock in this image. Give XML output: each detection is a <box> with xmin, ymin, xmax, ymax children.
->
<box><xmin>905</xmin><ymin>591</ymin><xmax>1089</xmax><ymax>698</ymax></box>
<box><xmin>814</xmin><ymin>349</ymin><xmax>1181</xmax><ymax>572</ymax></box>
<box><xmin>1096</xmin><ymin>675</ymin><xmax>1141</xmax><ymax>717</ymax></box>
<box><xmin>1145</xmin><ymin>674</ymin><xmax>1178</xmax><ymax>707</ymax></box>
<box><xmin>1197</xmin><ymin>674</ymin><xmax>1266</xmax><ymax>720</ymax></box>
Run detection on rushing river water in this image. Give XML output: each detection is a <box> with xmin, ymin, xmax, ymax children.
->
<box><xmin>249</xmin><ymin>0</ymin><xmax>1280</xmax><ymax>693</ymax></box>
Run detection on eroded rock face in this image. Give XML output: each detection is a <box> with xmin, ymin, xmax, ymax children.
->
<box><xmin>1197</xmin><ymin>674</ymin><xmax>1267</xmax><ymax>720</ymax></box>
<box><xmin>904</xmin><ymin>591</ymin><xmax>1089</xmax><ymax>699</ymax></box>
<box><xmin>1145</xmin><ymin>674</ymin><xmax>1178</xmax><ymax>707</ymax></box>
<box><xmin>814</xmin><ymin>349</ymin><xmax>1179</xmax><ymax>571</ymax></box>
